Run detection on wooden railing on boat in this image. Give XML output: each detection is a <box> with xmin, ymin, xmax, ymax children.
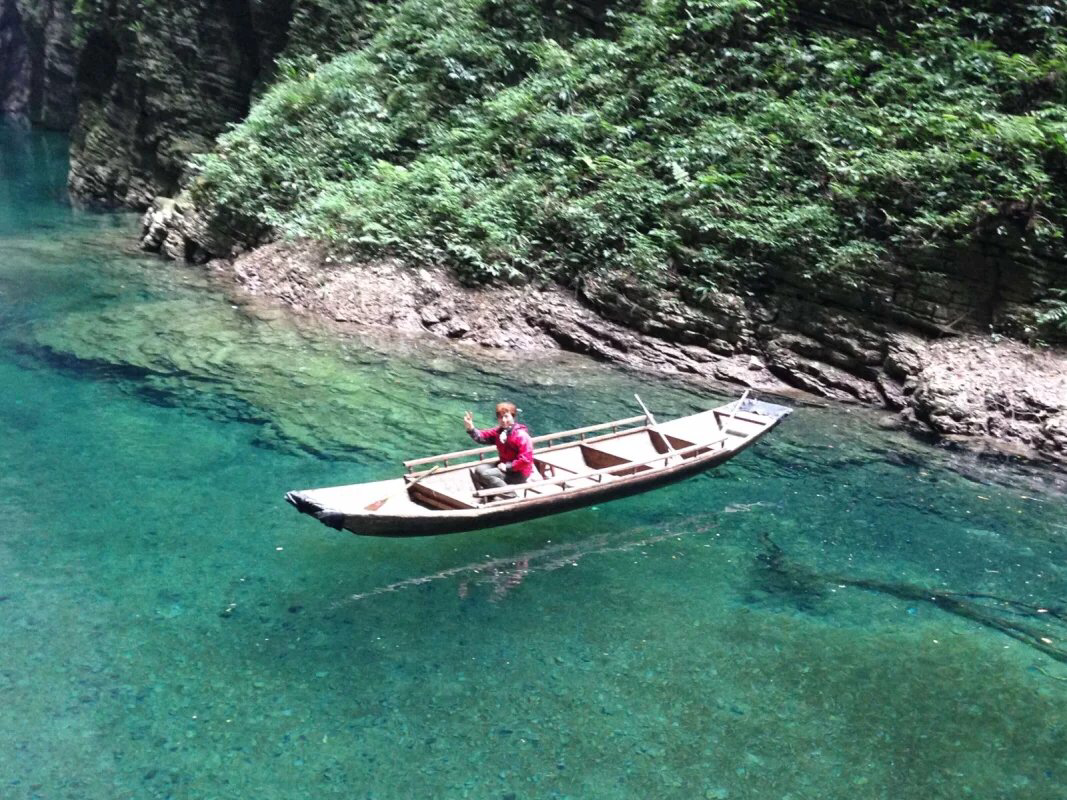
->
<box><xmin>470</xmin><ymin>434</ymin><xmax>737</xmax><ymax>503</ymax></box>
<box><xmin>402</xmin><ymin>414</ymin><xmax>649</xmax><ymax>472</ymax></box>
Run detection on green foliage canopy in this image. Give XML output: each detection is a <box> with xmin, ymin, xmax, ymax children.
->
<box><xmin>190</xmin><ymin>0</ymin><xmax>1067</xmax><ymax>305</ymax></box>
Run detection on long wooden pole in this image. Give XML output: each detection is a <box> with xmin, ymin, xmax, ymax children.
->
<box><xmin>722</xmin><ymin>389</ymin><xmax>752</xmax><ymax>433</ymax></box>
<box><xmin>634</xmin><ymin>394</ymin><xmax>678</xmax><ymax>454</ymax></box>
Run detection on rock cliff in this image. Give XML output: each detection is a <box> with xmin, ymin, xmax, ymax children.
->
<box><xmin>66</xmin><ymin>0</ymin><xmax>291</xmax><ymax>207</ymax></box>
<box><xmin>0</xmin><ymin>0</ymin><xmax>75</xmax><ymax>128</ymax></box>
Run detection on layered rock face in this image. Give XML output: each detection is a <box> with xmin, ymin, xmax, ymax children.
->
<box><xmin>572</xmin><ymin>238</ymin><xmax>1067</xmax><ymax>462</ymax></box>
<box><xmin>581</xmin><ymin>231</ymin><xmax>1067</xmax><ymax>395</ymax></box>
<box><xmin>0</xmin><ymin>0</ymin><xmax>75</xmax><ymax>128</ymax></box>
<box><xmin>68</xmin><ymin>0</ymin><xmax>291</xmax><ymax>207</ymax></box>
<box><xmin>1</xmin><ymin>0</ymin><xmax>30</xmax><ymax>116</ymax></box>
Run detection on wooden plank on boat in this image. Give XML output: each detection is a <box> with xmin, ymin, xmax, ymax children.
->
<box><xmin>411</xmin><ymin>469</ymin><xmax>479</xmax><ymax>510</ymax></box>
<box><xmin>403</xmin><ymin>414</ymin><xmax>648</xmax><ymax>469</ymax></box>
<box><xmin>471</xmin><ymin>435</ymin><xmax>736</xmax><ymax>499</ymax></box>
<box><xmin>586</xmin><ymin>430</ymin><xmax>694</xmax><ymax>463</ymax></box>
<box><xmin>535</xmin><ymin>449</ymin><xmax>585</xmax><ymax>475</ymax></box>
<box><xmin>713</xmin><ymin>409</ymin><xmax>772</xmax><ymax>427</ymax></box>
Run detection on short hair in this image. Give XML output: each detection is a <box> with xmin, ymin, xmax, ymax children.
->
<box><xmin>495</xmin><ymin>402</ymin><xmax>518</xmax><ymax>417</ymax></box>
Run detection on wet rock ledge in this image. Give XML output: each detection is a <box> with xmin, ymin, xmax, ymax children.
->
<box><xmin>157</xmin><ymin>227</ymin><xmax>1065</xmax><ymax>469</ymax></box>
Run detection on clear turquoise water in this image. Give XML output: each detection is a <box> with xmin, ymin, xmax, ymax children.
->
<box><xmin>2</xmin><ymin>120</ymin><xmax>1066</xmax><ymax>799</ymax></box>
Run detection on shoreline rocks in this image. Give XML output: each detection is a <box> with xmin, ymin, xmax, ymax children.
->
<box><xmin>186</xmin><ymin>238</ymin><xmax>1067</xmax><ymax>469</ymax></box>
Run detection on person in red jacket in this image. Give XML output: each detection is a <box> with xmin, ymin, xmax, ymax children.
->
<box><xmin>463</xmin><ymin>401</ymin><xmax>535</xmax><ymax>495</ymax></box>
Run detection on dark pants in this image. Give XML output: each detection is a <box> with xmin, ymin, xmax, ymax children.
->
<box><xmin>472</xmin><ymin>463</ymin><xmax>528</xmax><ymax>497</ymax></box>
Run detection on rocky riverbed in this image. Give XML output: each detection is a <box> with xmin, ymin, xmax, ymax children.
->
<box><xmin>178</xmin><ymin>234</ymin><xmax>1066</xmax><ymax>469</ymax></box>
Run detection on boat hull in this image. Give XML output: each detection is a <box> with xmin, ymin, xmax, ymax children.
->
<box><xmin>286</xmin><ymin>405</ymin><xmax>788</xmax><ymax>537</ymax></box>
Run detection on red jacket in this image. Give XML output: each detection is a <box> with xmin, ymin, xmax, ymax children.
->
<box><xmin>470</xmin><ymin>422</ymin><xmax>535</xmax><ymax>478</ymax></box>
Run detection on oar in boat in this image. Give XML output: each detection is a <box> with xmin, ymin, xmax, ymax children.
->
<box><xmin>364</xmin><ymin>466</ymin><xmax>440</xmax><ymax>512</ymax></box>
<box><xmin>634</xmin><ymin>394</ymin><xmax>678</xmax><ymax>455</ymax></box>
<box><xmin>722</xmin><ymin>389</ymin><xmax>752</xmax><ymax>434</ymax></box>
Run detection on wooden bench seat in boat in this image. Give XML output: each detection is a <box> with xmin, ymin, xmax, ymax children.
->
<box><xmin>712</xmin><ymin>408</ymin><xmax>768</xmax><ymax>437</ymax></box>
<box><xmin>410</xmin><ymin>468</ymin><xmax>480</xmax><ymax>510</ymax></box>
<box><xmin>654</xmin><ymin>409</ymin><xmax>743</xmax><ymax>446</ymax></box>
<box><xmin>534</xmin><ymin>448</ymin><xmax>605</xmax><ymax>490</ymax></box>
<box><xmin>413</xmin><ymin>462</ymin><xmax>560</xmax><ymax>509</ymax></box>
<box><xmin>580</xmin><ymin>430</ymin><xmax>695</xmax><ymax>472</ymax></box>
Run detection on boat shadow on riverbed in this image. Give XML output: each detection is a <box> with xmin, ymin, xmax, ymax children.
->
<box><xmin>318</xmin><ymin>498</ymin><xmax>774</xmax><ymax>607</ymax></box>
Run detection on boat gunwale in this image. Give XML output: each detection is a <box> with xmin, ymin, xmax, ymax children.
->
<box><xmin>470</xmin><ymin>429</ymin><xmax>733</xmax><ymax>501</ymax></box>
<box><xmin>402</xmin><ymin>414</ymin><xmax>649</xmax><ymax>471</ymax></box>
<box><xmin>361</xmin><ymin>416</ymin><xmax>776</xmax><ymax>522</ymax></box>
<box><xmin>337</xmin><ymin>424</ymin><xmax>779</xmax><ymax>536</ymax></box>
<box><xmin>398</xmin><ymin>408</ymin><xmax>772</xmax><ymax>484</ymax></box>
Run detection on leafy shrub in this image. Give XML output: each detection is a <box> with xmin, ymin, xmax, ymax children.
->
<box><xmin>1036</xmin><ymin>288</ymin><xmax>1067</xmax><ymax>336</ymax></box>
<box><xmin>189</xmin><ymin>0</ymin><xmax>1067</xmax><ymax>294</ymax></box>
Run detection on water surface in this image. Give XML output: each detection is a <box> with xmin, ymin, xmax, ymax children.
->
<box><xmin>2</xmin><ymin>121</ymin><xmax>1065</xmax><ymax>799</ymax></box>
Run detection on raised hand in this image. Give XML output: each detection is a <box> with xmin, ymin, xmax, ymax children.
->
<box><xmin>463</xmin><ymin>410</ymin><xmax>474</xmax><ymax>431</ymax></box>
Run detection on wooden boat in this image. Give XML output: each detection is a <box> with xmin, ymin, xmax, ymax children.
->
<box><xmin>285</xmin><ymin>394</ymin><xmax>791</xmax><ymax>537</ymax></box>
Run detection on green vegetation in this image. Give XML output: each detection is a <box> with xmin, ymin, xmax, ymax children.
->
<box><xmin>1037</xmin><ymin>289</ymin><xmax>1067</xmax><ymax>334</ymax></box>
<box><xmin>190</xmin><ymin>0</ymin><xmax>1067</xmax><ymax>314</ymax></box>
